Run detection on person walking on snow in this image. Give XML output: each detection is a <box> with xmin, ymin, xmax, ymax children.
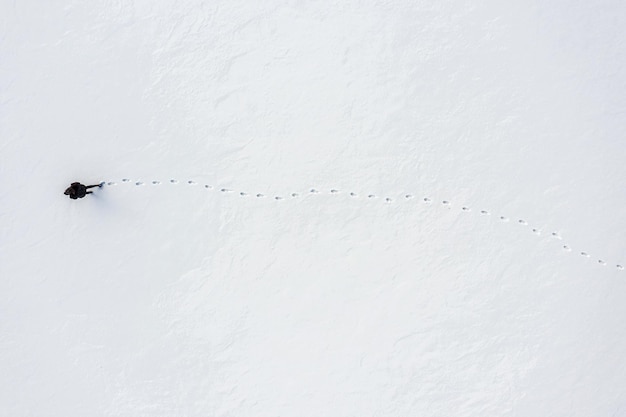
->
<box><xmin>64</xmin><ymin>182</ymin><xmax>102</xmax><ymax>199</ymax></box>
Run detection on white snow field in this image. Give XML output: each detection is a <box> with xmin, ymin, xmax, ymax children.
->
<box><xmin>2</xmin><ymin>1</ymin><xmax>626</xmax><ymax>416</ymax></box>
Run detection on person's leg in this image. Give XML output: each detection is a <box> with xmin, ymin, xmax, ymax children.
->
<box><xmin>85</xmin><ymin>184</ymin><xmax>100</xmax><ymax>189</ymax></box>
<box><xmin>86</xmin><ymin>191</ymin><xmax>93</xmax><ymax>195</ymax></box>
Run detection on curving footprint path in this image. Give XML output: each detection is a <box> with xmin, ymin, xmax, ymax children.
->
<box><xmin>102</xmin><ymin>178</ymin><xmax>624</xmax><ymax>273</ymax></box>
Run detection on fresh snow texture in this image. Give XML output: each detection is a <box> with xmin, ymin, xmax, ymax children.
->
<box><xmin>2</xmin><ymin>1</ymin><xmax>626</xmax><ymax>416</ymax></box>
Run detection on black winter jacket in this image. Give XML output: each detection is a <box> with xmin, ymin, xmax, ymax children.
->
<box><xmin>65</xmin><ymin>182</ymin><xmax>87</xmax><ymax>199</ymax></box>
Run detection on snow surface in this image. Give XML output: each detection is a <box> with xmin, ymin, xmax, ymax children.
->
<box><xmin>2</xmin><ymin>1</ymin><xmax>626</xmax><ymax>416</ymax></box>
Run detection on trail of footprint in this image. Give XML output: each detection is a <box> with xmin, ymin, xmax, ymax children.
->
<box><xmin>108</xmin><ymin>178</ymin><xmax>623</xmax><ymax>273</ymax></box>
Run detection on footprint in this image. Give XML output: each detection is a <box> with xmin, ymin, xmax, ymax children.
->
<box><xmin>368</xmin><ymin>194</ymin><xmax>376</xmax><ymax>199</ymax></box>
<box><xmin>480</xmin><ymin>210</ymin><xmax>490</xmax><ymax>215</ymax></box>
<box><xmin>518</xmin><ymin>219</ymin><xmax>528</xmax><ymax>225</ymax></box>
<box><xmin>385</xmin><ymin>197</ymin><xmax>392</xmax><ymax>202</ymax></box>
<box><xmin>291</xmin><ymin>193</ymin><xmax>299</xmax><ymax>197</ymax></box>
<box><xmin>462</xmin><ymin>207</ymin><xmax>470</xmax><ymax>211</ymax></box>
<box><xmin>240</xmin><ymin>192</ymin><xmax>248</xmax><ymax>196</ymax></box>
<box><xmin>152</xmin><ymin>180</ymin><xmax>161</xmax><ymax>185</ymax></box>
<box><xmin>618</xmin><ymin>265</ymin><xmax>624</xmax><ymax>270</ymax></box>
<box><xmin>107</xmin><ymin>182</ymin><xmax>116</xmax><ymax>186</ymax></box>
<box><xmin>170</xmin><ymin>179</ymin><xmax>178</xmax><ymax>184</ymax></box>
<box><xmin>405</xmin><ymin>194</ymin><xmax>413</xmax><ymax>199</ymax></box>
<box><xmin>551</xmin><ymin>232</ymin><xmax>562</xmax><ymax>240</ymax></box>
<box><xmin>204</xmin><ymin>185</ymin><xmax>212</xmax><ymax>189</ymax></box>
<box><xmin>563</xmin><ymin>245</ymin><xmax>571</xmax><ymax>251</ymax></box>
<box><xmin>499</xmin><ymin>216</ymin><xmax>509</xmax><ymax>222</ymax></box>
<box><xmin>310</xmin><ymin>189</ymin><xmax>318</xmax><ymax>194</ymax></box>
<box><xmin>275</xmin><ymin>196</ymin><xmax>283</xmax><ymax>200</ymax></box>
<box><xmin>256</xmin><ymin>193</ymin><xmax>264</xmax><ymax>198</ymax></box>
<box><xmin>135</xmin><ymin>181</ymin><xmax>144</xmax><ymax>186</ymax></box>
<box><xmin>532</xmin><ymin>228</ymin><xmax>541</xmax><ymax>235</ymax></box>
<box><xmin>598</xmin><ymin>260</ymin><xmax>607</xmax><ymax>266</ymax></box>
<box><xmin>581</xmin><ymin>252</ymin><xmax>590</xmax><ymax>258</ymax></box>
<box><xmin>423</xmin><ymin>198</ymin><xmax>431</xmax><ymax>203</ymax></box>
<box><xmin>187</xmin><ymin>180</ymin><xmax>196</xmax><ymax>185</ymax></box>
<box><xmin>220</xmin><ymin>188</ymin><xmax>232</xmax><ymax>193</ymax></box>
<box><xmin>442</xmin><ymin>200</ymin><xmax>450</xmax><ymax>205</ymax></box>
<box><xmin>350</xmin><ymin>192</ymin><xmax>357</xmax><ymax>197</ymax></box>
<box><xmin>122</xmin><ymin>178</ymin><xmax>130</xmax><ymax>182</ymax></box>
<box><xmin>330</xmin><ymin>189</ymin><xmax>339</xmax><ymax>194</ymax></box>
